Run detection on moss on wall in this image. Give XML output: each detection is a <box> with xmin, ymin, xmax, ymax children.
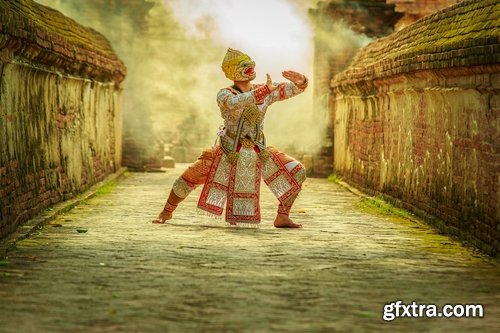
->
<box><xmin>333</xmin><ymin>0</ymin><xmax>500</xmax><ymax>89</ymax></box>
<box><xmin>331</xmin><ymin>0</ymin><xmax>500</xmax><ymax>256</ymax></box>
<box><xmin>0</xmin><ymin>1</ymin><xmax>124</xmax><ymax>239</ymax></box>
<box><xmin>0</xmin><ymin>0</ymin><xmax>126</xmax><ymax>82</ymax></box>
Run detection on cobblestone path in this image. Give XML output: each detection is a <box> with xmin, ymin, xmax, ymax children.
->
<box><xmin>1</xmin><ymin>167</ymin><xmax>499</xmax><ymax>333</ymax></box>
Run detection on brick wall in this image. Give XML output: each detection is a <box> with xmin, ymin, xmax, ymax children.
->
<box><xmin>331</xmin><ymin>0</ymin><xmax>499</xmax><ymax>256</ymax></box>
<box><xmin>310</xmin><ymin>0</ymin><xmax>401</xmax><ymax>176</ymax></box>
<box><xmin>387</xmin><ymin>0</ymin><xmax>462</xmax><ymax>30</ymax></box>
<box><xmin>0</xmin><ymin>0</ymin><xmax>126</xmax><ymax>239</ymax></box>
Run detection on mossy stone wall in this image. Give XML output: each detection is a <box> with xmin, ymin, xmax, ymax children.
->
<box><xmin>331</xmin><ymin>0</ymin><xmax>499</xmax><ymax>256</ymax></box>
<box><xmin>0</xmin><ymin>0</ymin><xmax>125</xmax><ymax>239</ymax></box>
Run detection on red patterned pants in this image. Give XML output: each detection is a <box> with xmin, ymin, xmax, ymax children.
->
<box><xmin>172</xmin><ymin>146</ymin><xmax>306</xmax><ymax>215</ymax></box>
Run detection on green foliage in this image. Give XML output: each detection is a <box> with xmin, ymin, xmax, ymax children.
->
<box><xmin>328</xmin><ymin>173</ymin><xmax>340</xmax><ymax>184</ymax></box>
<box><xmin>95</xmin><ymin>180</ymin><xmax>116</xmax><ymax>196</ymax></box>
<box><xmin>356</xmin><ymin>196</ymin><xmax>411</xmax><ymax>220</ymax></box>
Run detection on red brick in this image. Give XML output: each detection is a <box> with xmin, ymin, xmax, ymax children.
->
<box><xmin>1</xmin><ymin>176</ymin><xmax>9</xmax><ymax>186</ymax></box>
<box><xmin>8</xmin><ymin>160</ymin><xmax>18</xmax><ymax>171</ymax></box>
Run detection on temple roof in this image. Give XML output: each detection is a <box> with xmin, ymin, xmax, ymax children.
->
<box><xmin>0</xmin><ymin>0</ymin><xmax>126</xmax><ymax>83</ymax></box>
<box><xmin>333</xmin><ymin>0</ymin><xmax>500</xmax><ymax>87</ymax></box>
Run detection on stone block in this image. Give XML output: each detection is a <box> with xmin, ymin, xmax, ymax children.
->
<box><xmin>162</xmin><ymin>156</ymin><xmax>175</xmax><ymax>169</ymax></box>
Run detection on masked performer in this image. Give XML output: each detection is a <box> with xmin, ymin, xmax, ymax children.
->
<box><xmin>153</xmin><ymin>48</ymin><xmax>308</xmax><ymax>228</ymax></box>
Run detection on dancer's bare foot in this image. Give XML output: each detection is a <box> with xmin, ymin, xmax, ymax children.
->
<box><xmin>274</xmin><ymin>214</ymin><xmax>302</xmax><ymax>228</ymax></box>
<box><xmin>152</xmin><ymin>210</ymin><xmax>172</xmax><ymax>224</ymax></box>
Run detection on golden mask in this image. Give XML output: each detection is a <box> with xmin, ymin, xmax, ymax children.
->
<box><xmin>221</xmin><ymin>48</ymin><xmax>256</xmax><ymax>81</ymax></box>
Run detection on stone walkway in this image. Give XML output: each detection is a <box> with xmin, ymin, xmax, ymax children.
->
<box><xmin>0</xmin><ymin>166</ymin><xmax>499</xmax><ymax>333</ymax></box>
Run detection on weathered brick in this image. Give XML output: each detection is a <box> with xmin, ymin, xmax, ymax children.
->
<box><xmin>0</xmin><ymin>1</ymin><xmax>124</xmax><ymax>242</ymax></box>
<box><xmin>332</xmin><ymin>0</ymin><xmax>499</xmax><ymax>91</ymax></box>
<box><xmin>0</xmin><ymin>176</ymin><xmax>9</xmax><ymax>186</ymax></box>
<box><xmin>0</xmin><ymin>0</ymin><xmax>126</xmax><ymax>83</ymax></box>
<box><xmin>324</xmin><ymin>0</ymin><xmax>499</xmax><ymax>257</ymax></box>
<box><xmin>8</xmin><ymin>161</ymin><xmax>18</xmax><ymax>171</ymax></box>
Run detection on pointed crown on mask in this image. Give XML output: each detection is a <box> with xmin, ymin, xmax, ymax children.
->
<box><xmin>221</xmin><ymin>48</ymin><xmax>252</xmax><ymax>80</ymax></box>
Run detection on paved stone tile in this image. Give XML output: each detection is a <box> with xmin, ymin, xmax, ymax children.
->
<box><xmin>0</xmin><ymin>166</ymin><xmax>499</xmax><ymax>333</ymax></box>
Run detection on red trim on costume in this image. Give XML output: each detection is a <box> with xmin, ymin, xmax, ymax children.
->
<box><xmin>254</xmin><ymin>84</ymin><xmax>271</xmax><ymax>104</ymax></box>
<box><xmin>197</xmin><ymin>147</ymin><xmax>226</xmax><ymax>216</ymax></box>
<box><xmin>278</xmin><ymin>83</ymin><xmax>286</xmax><ymax>100</ymax></box>
<box><xmin>263</xmin><ymin>150</ymin><xmax>301</xmax><ymax>205</ymax></box>
<box><xmin>164</xmin><ymin>202</ymin><xmax>178</xmax><ymax>213</ymax></box>
<box><xmin>275</xmin><ymin>163</ymin><xmax>303</xmax><ymax>216</ymax></box>
<box><xmin>290</xmin><ymin>164</ymin><xmax>303</xmax><ymax>177</ymax></box>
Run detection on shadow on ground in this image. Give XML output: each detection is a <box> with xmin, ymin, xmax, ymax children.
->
<box><xmin>0</xmin><ymin>167</ymin><xmax>499</xmax><ymax>333</ymax></box>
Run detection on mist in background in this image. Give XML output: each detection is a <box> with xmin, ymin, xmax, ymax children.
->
<box><xmin>161</xmin><ymin>0</ymin><xmax>319</xmax><ymax>154</ymax></box>
<box><xmin>34</xmin><ymin>0</ymin><xmax>368</xmax><ymax>164</ymax></box>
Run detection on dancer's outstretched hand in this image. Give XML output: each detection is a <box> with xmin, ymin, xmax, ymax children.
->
<box><xmin>282</xmin><ymin>70</ymin><xmax>306</xmax><ymax>86</ymax></box>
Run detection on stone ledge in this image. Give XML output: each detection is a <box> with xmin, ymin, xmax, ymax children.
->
<box><xmin>336</xmin><ymin>176</ymin><xmax>498</xmax><ymax>259</ymax></box>
<box><xmin>0</xmin><ymin>167</ymin><xmax>127</xmax><ymax>259</ymax></box>
<box><xmin>0</xmin><ymin>0</ymin><xmax>126</xmax><ymax>83</ymax></box>
<box><xmin>332</xmin><ymin>0</ymin><xmax>500</xmax><ymax>90</ymax></box>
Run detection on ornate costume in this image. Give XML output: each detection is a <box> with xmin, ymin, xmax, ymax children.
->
<box><xmin>170</xmin><ymin>48</ymin><xmax>308</xmax><ymax>226</ymax></box>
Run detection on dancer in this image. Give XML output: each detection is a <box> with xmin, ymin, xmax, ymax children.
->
<box><xmin>153</xmin><ymin>48</ymin><xmax>308</xmax><ymax>228</ymax></box>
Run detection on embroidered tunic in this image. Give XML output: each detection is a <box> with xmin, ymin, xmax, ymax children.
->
<box><xmin>216</xmin><ymin>82</ymin><xmax>304</xmax><ymax>152</ymax></box>
<box><xmin>194</xmin><ymin>81</ymin><xmax>307</xmax><ymax>225</ymax></box>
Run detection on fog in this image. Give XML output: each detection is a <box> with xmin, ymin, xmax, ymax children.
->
<box><xmin>34</xmin><ymin>0</ymin><xmax>362</xmax><ymax>164</ymax></box>
<box><xmin>162</xmin><ymin>0</ymin><xmax>319</xmax><ymax>154</ymax></box>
